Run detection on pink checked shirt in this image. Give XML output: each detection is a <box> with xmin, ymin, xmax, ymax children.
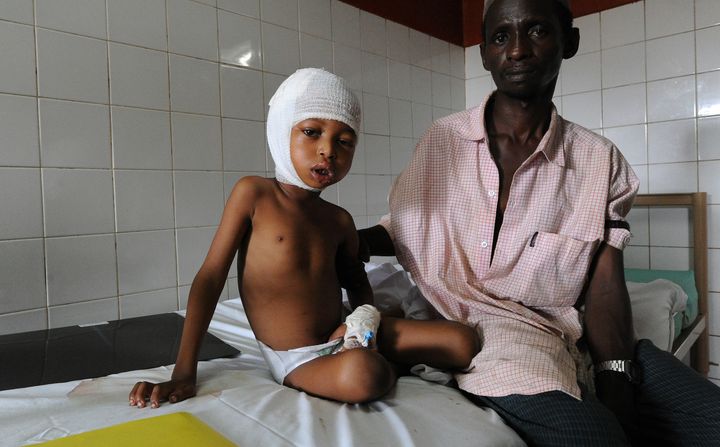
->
<box><xmin>381</xmin><ymin>95</ymin><xmax>639</xmax><ymax>399</ymax></box>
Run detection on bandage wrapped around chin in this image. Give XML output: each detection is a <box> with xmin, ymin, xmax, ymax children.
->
<box><xmin>343</xmin><ymin>304</ymin><xmax>381</xmax><ymax>349</ymax></box>
<box><xmin>266</xmin><ymin>68</ymin><xmax>361</xmax><ymax>192</ymax></box>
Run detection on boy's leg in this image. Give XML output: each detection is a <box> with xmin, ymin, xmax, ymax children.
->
<box><xmin>464</xmin><ymin>390</ymin><xmax>631</xmax><ymax>447</ymax></box>
<box><xmin>283</xmin><ymin>348</ymin><xmax>395</xmax><ymax>404</ymax></box>
<box><xmin>630</xmin><ymin>339</ymin><xmax>720</xmax><ymax>445</ymax></box>
<box><xmin>376</xmin><ymin>317</ymin><xmax>480</xmax><ymax>370</ymax></box>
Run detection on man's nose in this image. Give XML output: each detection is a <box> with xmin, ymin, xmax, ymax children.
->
<box><xmin>507</xmin><ymin>33</ymin><xmax>531</xmax><ymax>60</ymax></box>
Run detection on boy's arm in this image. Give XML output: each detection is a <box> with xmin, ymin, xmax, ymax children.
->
<box><xmin>337</xmin><ymin>212</ymin><xmax>373</xmax><ymax>309</ymax></box>
<box><xmin>129</xmin><ymin>178</ymin><xmax>258</xmax><ymax>408</ymax></box>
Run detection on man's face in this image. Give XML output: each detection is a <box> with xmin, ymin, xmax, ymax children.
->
<box><xmin>481</xmin><ymin>0</ymin><xmax>577</xmax><ymax>100</ymax></box>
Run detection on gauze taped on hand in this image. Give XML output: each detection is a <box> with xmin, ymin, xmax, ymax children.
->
<box><xmin>343</xmin><ymin>304</ymin><xmax>381</xmax><ymax>349</ymax></box>
<box><xmin>266</xmin><ymin>68</ymin><xmax>361</xmax><ymax>192</ymax></box>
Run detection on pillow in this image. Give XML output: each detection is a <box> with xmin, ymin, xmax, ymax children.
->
<box><xmin>624</xmin><ymin>269</ymin><xmax>698</xmax><ymax>329</ymax></box>
<box><xmin>627</xmin><ymin>279</ymin><xmax>688</xmax><ymax>352</ymax></box>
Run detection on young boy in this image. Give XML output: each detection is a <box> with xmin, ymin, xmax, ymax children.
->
<box><xmin>128</xmin><ymin>68</ymin><xmax>479</xmax><ymax>407</ymax></box>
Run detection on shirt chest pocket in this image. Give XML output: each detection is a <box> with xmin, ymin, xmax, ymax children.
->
<box><xmin>484</xmin><ymin>232</ymin><xmax>601</xmax><ymax>307</ymax></box>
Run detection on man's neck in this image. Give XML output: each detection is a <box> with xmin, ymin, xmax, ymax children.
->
<box><xmin>487</xmin><ymin>91</ymin><xmax>554</xmax><ymax>145</ymax></box>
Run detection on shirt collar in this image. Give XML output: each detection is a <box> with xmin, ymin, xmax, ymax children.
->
<box><xmin>458</xmin><ymin>92</ymin><xmax>566</xmax><ymax>168</ymax></box>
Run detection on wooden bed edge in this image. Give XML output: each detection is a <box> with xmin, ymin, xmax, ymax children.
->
<box><xmin>633</xmin><ymin>193</ymin><xmax>709</xmax><ymax>376</ymax></box>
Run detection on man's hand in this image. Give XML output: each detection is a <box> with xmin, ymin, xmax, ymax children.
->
<box><xmin>128</xmin><ymin>377</ymin><xmax>196</xmax><ymax>409</ymax></box>
<box><xmin>357</xmin><ymin>225</ymin><xmax>395</xmax><ymax>261</ymax></box>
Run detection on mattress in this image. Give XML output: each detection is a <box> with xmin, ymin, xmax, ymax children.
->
<box><xmin>0</xmin><ymin>296</ymin><xmax>525</xmax><ymax>447</ymax></box>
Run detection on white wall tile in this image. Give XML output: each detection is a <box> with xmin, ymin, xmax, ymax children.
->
<box><xmin>646</xmin><ymin>32</ymin><xmax>695</xmax><ymax>81</ymax></box>
<box><xmin>49</xmin><ymin>297</ymin><xmax>118</xmax><ymax>328</ymax></box>
<box><xmin>43</xmin><ymin>169</ymin><xmax>115</xmax><ymax>237</ymax></box>
<box><xmin>699</xmin><ymin>116</ymin><xmax>720</xmax><ymax>161</ymax></box>
<box><xmin>645</xmin><ymin>0</ymin><xmax>694</xmax><ymax>39</ymax></box>
<box><xmin>561</xmin><ymin>51</ymin><xmax>601</xmax><ymax>95</ymax></box>
<box><xmin>0</xmin><ymin>21</ymin><xmax>36</xmax><ymax>95</ymax></box>
<box><xmin>171</xmin><ymin>113</ymin><xmax>222</xmax><ymax>170</ymax></box>
<box><xmin>432</xmin><ymin>106</ymin><xmax>453</xmax><ymax>121</ymax></box>
<box><xmin>299</xmin><ymin>0</ymin><xmax>331</xmax><ymax>40</ymax></box>
<box><xmin>331</xmin><ymin>0</ymin><xmax>359</xmax><ymax>49</ymax></box>
<box><xmin>221</xmin><ymin>65</ymin><xmax>264</xmax><ymax>121</ymax></box>
<box><xmin>411</xmin><ymin>66</ymin><xmax>432</xmax><ymax>105</ymax></box>
<box><xmin>698</xmin><ymin>70</ymin><xmax>720</xmax><ymax>117</ymax></box>
<box><xmin>647</xmin><ymin>76</ymin><xmax>696</xmax><ymax>122</ymax></box>
<box><xmin>648</xmin><ymin>119</ymin><xmax>697</xmax><ymax>164</ymax></box>
<box><xmin>390</xmin><ymin>136</ymin><xmax>413</xmax><ymax>175</ymax></box>
<box><xmin>388</xmin><ymin>60</ymin><xmax>412</xmax><ymax>101</ymax></box>
<box><xmin>120</xmin><ymin>288</ymin><xmax>178</xmax><ymax>318</ymax></box>
<box><xmin>364</xmin><ymin>134</ymin><xmax>390</xmax><ymax>175</ymax></box>
<box><xmin>709</xmin><ymin>293</ymin><xmax>719</xmax><ymax>335</ymax></box>
<box><xmin>46</xmin><ymin>235</ymin><xmax>117</xmax><ymax>305</ymax></box>
<box><xmin>112</xmin><ymin>107</ymin><xmax>172</xmax><ymax>169</ymax></box>
<box><xmin>39</xmin><ymin>99</ymin><xmax>111</xmax><ymax>168</ymax></box>
<box><xmin>387</xmin><ymin>21</ymin><xmax>410</xmax><ymax>64</ymax></box>
<box><xmin>222</xmin><ymin>118</ymin><xmax>266</xmax><ymax>171</ymax></box>
<box><xmin>169</xmin><ymin>54</ymin><xmax>220</xmax><ymax>115</ymax></box>
<box><xmin>696</xmin><ymin>0</ymin><xmax>720</xmax><ymax>28</ymax></box>
<box><xmin>366</xmin><ymin>175</ymin><xmax>391</xmax><ymax>215</ymax></box>
<box><xmin>361</xmin><ymin>51</ymin><xmax>388</xmax><ymax>96</ymax></box>
<box><xmin>649</xmin><ymin>208</ymin><xmax>691</xmax><ymax>247</ymax></box>
<box><xmin>633</xmin><ymin>164</ymin><xmax>650</xmax><ymax>194</ymax></box>
<box><xmin>575</xmin><ymin>13</ymin><xmax>601</xmax><ymax>55</ymax></box>
<box><xmin>431</xmin><ymin>72</ymin><xmax>452</xmax><ymax>109</ymax></box>
<box><xmin>262</xmin><ymin>22</ymin><xmax>300</xmax><ymax>75</ymax></box>
<box><xmin>337</xmin><ymin>173</ymin><xmax>366</xmax><ymax>215</ymax></box>
<box><xmin>697</xmin><ymin>26</ymin><xmax>720</xmax><ymax>73</ymax></box>
<box><xmin>409</xmin><ymin>28</ymin><xmax>432</xmax><ymax>70</ymax></box>
<box><xmin>710</xmin><ymin>206</ymin><xmax>720</xmax><ymax>248</ymax></box>
<box><xmin>219</xmin><ymin>0</ymin><xmax>259</xmax><ymax>17</ymax></box>
<box><xmin>262</xmin><ymin>71</ymin><xmax>286</xmax><ymax>118</ymax></box>
<box><xmin>602</xmin><ymin>43</ymin><xmax>645</xmax><ymax>88</ymax></box>
<box><xmin>176</xmin><ymin>227</ymin><xmax>216</xmax><ymax>285</ymax></box>
<box><xmin>0</xmin><ymin>239</ymin><xmax>45</xmax><ymax>313</ymax></box>
<box><xmin>466</xmin><ymin>76</ymin><xmax>493</xmax><ymax>109</ymax></box>
<box><xmin>219</xmin><ymin>10</ymin><xmax>262</xmax><ymax>69</ymax></box>
<box><xmin>0</xmin><ymin>94</ymin><xmax>38</xmax><ymax>166</ymax></box>
<box><xmin>451</xmin><ymin>76</ymin><xmax>465</xmax><ymax>111</ymax></box>
<box><xmin>430</xmin><ymin>37</ymin><xmax>450</xmax><ymax>75</ymax></box>
<box><xmin>700</xmin><ymin>160</ymin><xmax>720</xmax><ymax>204</ymax></box>
<box><xmin>333</xmin><ymin>43</ymin><xmax>362</xmax><ymax>91</ymax></box>
<box><xmin>117</xmin><ymin>230</ymin><xmax>177</xmax><ymax>295</ymax></box>
<box><xmin>648</xmin><ymin>162</ymin><xmax>698</xmax><ymax>194</ymax></box>
<box><xmin>110</xmin><ymin>42</ymin><xmax>170</xmax><ymax>108</ymax></box>
<box><xmin>711</xmin><ymin>249</ymin><xmax>720</xmax><ymax>292</ymax></box>
<box><xmin>350</xmin><ymin>132</ymin><xmax>365</xmax><ymax>174</ymax></box>
<box><xmin>602</xmin><ymin>84</ymin><xmax>646</xmax><ymax>127</ymax></box>
<box><xmin>261</xmin><ymin>0</ymin><xmax>298</xmax><ymax>29</ymax></box>
<box><xmin>107</xmin><ymin>0</ymin><xmax>167</xmax><ymax>51</ymax></box>
<box><xmin>37</xmin><ymin>29</ymin><xmax>108</xmax><ymax>103</ymax></box>
<box><xmin>0</xmin><ymin>309</ymin><xmax>47</xmax><ymax>336</ymax></box>
<box><xmin>0</xmin><ymin>0</ymin><xmax>34</xmax><ymax>25</ymax></box>
<box><xmin>115</xmin><ymin>170</ymin><xmax>175</xmax><ymax>232</ymax></box>
<box><xmin>167</xmin><ymin>0</ymin><xmax>218</xmax><ymax>61</ymax></box>
<box><xmin>360</xmin><ymin>11</ymin><xmax>386</xmax><ymax>56</ymax></box>
<box><xmin>412</xmin><ymin>103</ymin><xmax>433</xmax><ymax>139</ymax></box>
<box><xmin>627</xmin><ymin>207</ymin><xmax>650</xmax><ymax>245</ymax></box>
<box><xmin>604</xmin><ymin>125</ymin><xmax>647</xmax><ymax>165</ymax></box>
<box><xmin>650</xmin><ymin>246</ymin><xmax>691</xmax><ymax>270</ymax></box>
<box><xmin>174</xmin><ymin>171</ymin><xmax>224</xmax><ymax>227</ymax></box>
<box><xmin>465</xmin><ymin>45</ymin><xmax>485</xmax><ymax>79</ymax></box>
<box><xmin>449</xmin><ymin>44</ymin><xmax>465</xmax><ymax>80</ymax></box>
<box><xmin>363</xmin><ymin>93</ymin><xmax>389</xmax><ymax>136</ymax></box>
<box><xmin>624</xmin><ymin>245</ymin><xmax>650</xmax><ymax>269</ymax></box>
<box><xmin>389</xmin><ymin>99</ymin><xmax>412</xmax><ymax>138</ymax></box>
<box><xmin>36</xmin><ymin>0</ymin><xmax>107</xmax><ymax>39</ymax></box>
<box><xmin>563</xmin><ymin>91</ymin><xmax>602</xmax><ymax>129</ymax></box>
<box><xmin>601</xmin><ymin>2</ymin><xmax>645</xmax><ymax>49</ymax></box>
<box><xmin>300</xmin><ymin>34</ymin><xmax>333</xmax><ymax>70</ymax></box>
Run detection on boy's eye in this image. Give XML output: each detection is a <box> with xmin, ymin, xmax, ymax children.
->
<box><xmin>302</xmin><ymin>128</ymin><xmax>319</xmax><ymax>137</ymax></box>
<box><xmin>338</xmin><ymin>138</ymin><xmax>355</xmax><ymax>148</ymax></box>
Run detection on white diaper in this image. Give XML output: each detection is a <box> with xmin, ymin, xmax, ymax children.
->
<box><xmin>257</xmin><ymin>338</ymin><xmax>344</xmax><ymax>384</ymax></box>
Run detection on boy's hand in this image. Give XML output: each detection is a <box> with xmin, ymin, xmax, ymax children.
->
<box><xmin>128</xmin><ymin>377</ymin><xmax>196</xmax><ymax>409</ymax></box>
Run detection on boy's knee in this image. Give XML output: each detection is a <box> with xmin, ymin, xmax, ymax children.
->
<box><xmin>336</xmin><ymin>349</ymin><xmax>394</xmax><ymax>403</ymax></box>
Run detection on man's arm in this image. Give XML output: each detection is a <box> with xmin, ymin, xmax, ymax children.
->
<box><xmin>583</xmin><ymin>242</ymin><xmax>637</xmax><ymax>425</ymax></box>
<box><xmin>337</xmin><ymin>213</ymin><xmax>374</xmax><ymax>309</ymax></box>
<box><xmin>357</xmin><ymin>225</ymin><xmax>395</xmax><ymax>261</ymax></box>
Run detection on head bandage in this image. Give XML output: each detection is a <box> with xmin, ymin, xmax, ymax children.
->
<box><xmin>267</xmin><ymin>68</ymin><xmax>361</xmax><ymax>191</ymax></box>
<box><xmin>483</xmin><ymin>0</ymin><xmax>571</xmax><ymax>18</ymax></box>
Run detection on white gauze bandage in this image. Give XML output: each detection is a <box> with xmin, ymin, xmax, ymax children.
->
<box><xmin>343</xmin><ymin>304</ymin><xmax>381</xmax><ymax>349</ymax></box>
<box><xmin>266</xmin><ymin>68</ymin><xmax>361</xmax><ymax>192</ymax></box>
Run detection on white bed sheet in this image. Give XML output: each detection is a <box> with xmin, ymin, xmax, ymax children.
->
<box><xmin>0</xmin><ymin>298</ymin><xmax>525</xmax><ymax>447</ymax></box>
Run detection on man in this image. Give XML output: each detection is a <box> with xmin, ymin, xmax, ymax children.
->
<box><xmin>358</xmin><ymin>0</ymin><xmax>720</xmax><ymax>444</ymax></box>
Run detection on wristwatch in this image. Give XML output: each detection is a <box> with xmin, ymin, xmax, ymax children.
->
<box><xmin>594</xmin><ymin>360</ymin><xmax>640</xmax><ymax>384</ymax></box>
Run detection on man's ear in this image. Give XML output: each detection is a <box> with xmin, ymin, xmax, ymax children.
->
<box><xmin>563</xmin><ymin>27</ymin><xmax>580</xmax><ymax>59</ymax></box>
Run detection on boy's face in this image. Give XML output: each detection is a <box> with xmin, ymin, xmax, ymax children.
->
<box><xmin>481</xmin><ymin>0</ymin><xmax>578</xmax><ymax>100</ymax></box>
<box><xmin>289</xmin><ymin>118</ymin><xmax>357</xmax><ymax>189</ymax></box>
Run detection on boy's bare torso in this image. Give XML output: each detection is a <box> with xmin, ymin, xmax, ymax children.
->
<box><xmin>237</xmin><ymin>176</ymin><xmax>352</xmax><ymax>351</ymax></box>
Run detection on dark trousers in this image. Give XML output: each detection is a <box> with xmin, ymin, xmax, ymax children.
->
<box><xmin>466</xmin><ymin>340</ymin><xmax>720</xmax><ymax>446</ymax></box>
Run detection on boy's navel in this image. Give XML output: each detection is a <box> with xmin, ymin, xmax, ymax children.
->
<box><xmin>277</xmin><ymin>235</ymin><xmax>284</xmax><ymax>242</ymax></box>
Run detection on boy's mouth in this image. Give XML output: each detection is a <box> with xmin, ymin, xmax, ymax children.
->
<box><xmin>310</xmin><ymin>163</ymin><xmax>336</xmax><ymax>185</ymax></box>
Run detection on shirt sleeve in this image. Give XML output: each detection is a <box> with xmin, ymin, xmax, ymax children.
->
<box><xmin>605</xmin><ymin>146</ymin><xmax>640</xmax><ymax>250</ymax></box>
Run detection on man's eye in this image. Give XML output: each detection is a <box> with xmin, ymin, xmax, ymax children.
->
<box><xmin>492</xmin><ymin>33</ymin><xmax>508</xmax><ymax>45</ymax></box>
<box><xmin>529</xmin><ymin>26</ymin><xmax>548</xmax><ymax>37</ymax></box>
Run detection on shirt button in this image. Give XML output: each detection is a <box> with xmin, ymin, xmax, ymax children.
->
<box><xmin>481</xmin><ymin>240</ymin><xmax>488</xmax><ymax>248</ymax></box>
<box><xmin>488</xmin><ymin>190</ymin><xmax>496</xmax><ymax>197</ymax></box>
